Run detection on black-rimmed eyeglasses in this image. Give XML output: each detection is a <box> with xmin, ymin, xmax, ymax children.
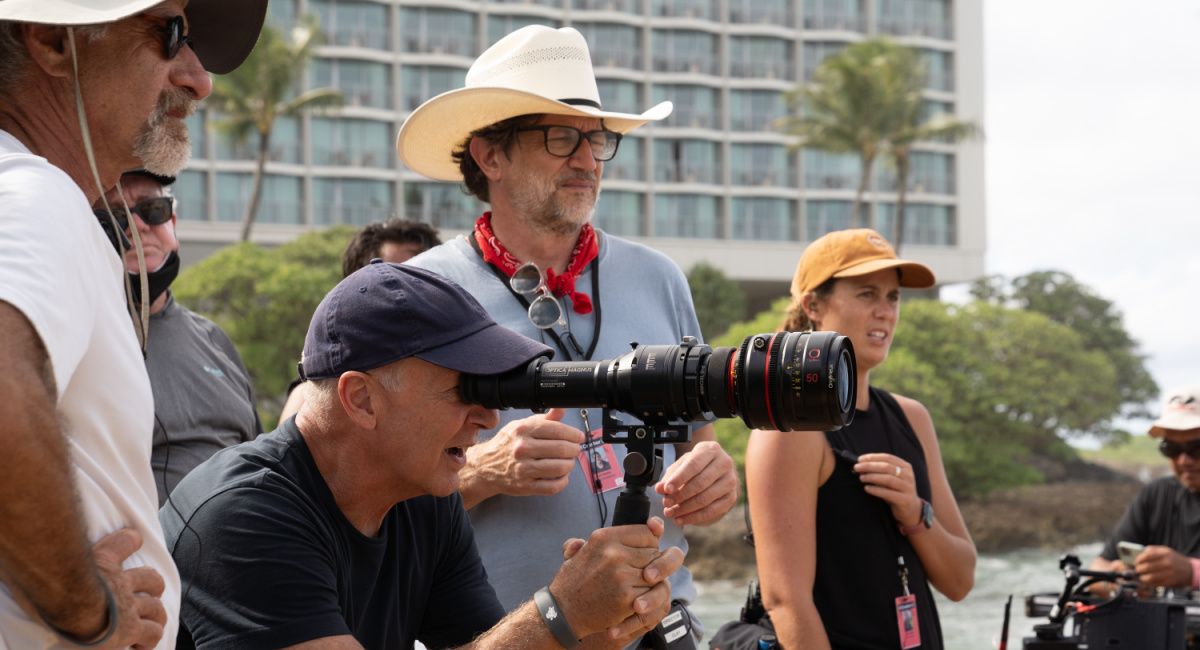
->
<box><xmin>514</xmin><ymin>125</ymin><xmax>622</xmax><ymax>162</ymax></box>
<box><xmin>510</xmin><ymin>263</ymin><xmax>565</xmax><ymax>329</ymax></box>
<box><xmin>1159</xmin><ymin>438</ymin><xmax>1200</xmax><ymax>460</ymax></box>
<box><xmin>93</xmin><ymin>197</ymin><xmax>175</xmax><ymax>231</ymax></box>
<box><xmin>141</xmin><ymin>14</ymin><xmax>193</xmax><ymax>61</ymax></box>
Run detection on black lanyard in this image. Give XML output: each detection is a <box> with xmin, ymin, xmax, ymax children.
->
<box><xmin>468</xmin><ymin>234</ymin><xmax>602</xmax><ymax>362</ymax></box>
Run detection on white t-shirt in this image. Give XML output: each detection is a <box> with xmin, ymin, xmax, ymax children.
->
<box><xmin>0</xmin><ymin>130</ymin><xmax>179</xmax><ymax>648</ymax></box>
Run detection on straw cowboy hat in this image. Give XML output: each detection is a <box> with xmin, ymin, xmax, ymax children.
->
<box><xmin>396</xmin><ymin>25</ymin><xmax>672</xmax><ymax>182</ymax></box>
<box><xmin>0</xmin><ymin>0</ymin><xmax>267</xmax><ymax>74</ymax></box>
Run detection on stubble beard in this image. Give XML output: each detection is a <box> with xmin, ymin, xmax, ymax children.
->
<box><xmin>509</xmin><ymin>171</ymin><xmax>600</xmax><ymax>238</ymax></box>
<box><xmin>133</xmin><ymin>90</ymin><xmax>195</xmax><ymax>176</ymax></box>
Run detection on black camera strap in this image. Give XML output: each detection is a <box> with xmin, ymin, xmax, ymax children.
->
<box><xmin>468</xmin><ymin>233</ymin><xmax>602</xmax><ymax>362</ymax></box>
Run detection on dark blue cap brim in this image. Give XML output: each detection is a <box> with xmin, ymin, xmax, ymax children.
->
<box><xmin>415</xmin><ymin>321</ymin><xmax>553</xmax><ymax>375</ymax></box>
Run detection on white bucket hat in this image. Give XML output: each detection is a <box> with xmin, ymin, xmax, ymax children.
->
<box><xmin>0</xmin><ymin>0</ymin><xmax>267</xmax><ymax>74</ymax></box>
<box><xmin>1149</xmin><ymin>384</ymin><xmax>1200</xmax><ymax>436</ymax></box>
<box><xmin>396</xmin><ymin>25</ymin><xmax>672</xmax><ymax>182</ymax></box>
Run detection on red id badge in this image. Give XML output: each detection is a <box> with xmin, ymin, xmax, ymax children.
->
<box><xmin>895</xmin><ymin>594</ymin><xmax>921</xmax><ymax>648</ymax></box>
<box><xmin>578</xmin><ymin>428</ymin><xmax>623</xmax><ymax>495</ymax></box>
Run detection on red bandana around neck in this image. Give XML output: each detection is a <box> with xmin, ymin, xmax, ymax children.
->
<box><xmin>473</xmin><ymin>212</ymin><xmax>598</xmax><ymax>315</ymax></box>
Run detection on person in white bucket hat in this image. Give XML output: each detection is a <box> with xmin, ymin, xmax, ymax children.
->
<box><xmin>1090</xmin><ymin>385</ymin><xmax>1200</xmax><ymax>595</ymax></box>
<box><xmin>405</xmin><ymin>25</ymin><xmax>739</xmax><ymax>645</ymax></box>
<box><xmin>0</xmin><ymin>1</ymin><xmax>264</xmax><ymax>648</ymax></box>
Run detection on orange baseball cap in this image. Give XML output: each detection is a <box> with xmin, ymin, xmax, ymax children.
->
<box><xmin>790</xmin><ymin>228</ymin><xmax>936</xmax><ymax>296</ymax></box>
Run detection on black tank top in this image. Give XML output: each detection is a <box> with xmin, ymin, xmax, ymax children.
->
<box><xmin>814</xmin><ymin>386</ymin><xmax>943</xmax><ymax>649</ymax></box>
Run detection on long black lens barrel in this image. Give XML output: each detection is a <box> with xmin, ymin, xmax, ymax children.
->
<box><xmin>460</xmin><ymin>332</ymin><xmax>856</xmax><ymax>432</ymax></box>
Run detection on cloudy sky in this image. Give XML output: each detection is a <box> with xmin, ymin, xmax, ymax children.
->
<box><xmin>981</xmin><ymin>0</ymin><xmax>1200</xmax><ymax>418</ymax></box>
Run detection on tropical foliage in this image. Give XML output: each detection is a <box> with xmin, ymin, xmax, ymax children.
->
<box><xmin>687</xmin><ymin>262</ymin><xmax>748</xmax><ymax>341</ymax></box>
<box><xmin>207</xmin><ymin>16</ymin><xmax>343</xmax><ymax>241</ymax></box>
<box><xmin>173</xmin><ymin>226</ymin><xmax>356</xmax><ymax>425</ymax></box>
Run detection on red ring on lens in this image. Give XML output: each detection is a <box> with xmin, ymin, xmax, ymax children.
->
<box><xmin>763</xmin><ymin>333</ymin><xmax>778</xmax><ymax>430</ymax></box>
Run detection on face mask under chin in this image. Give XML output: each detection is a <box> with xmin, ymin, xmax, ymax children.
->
<box><xmin>128</xmin><ymin>250</ymin><xmax>181</xmax><ymax>307</ymax></box>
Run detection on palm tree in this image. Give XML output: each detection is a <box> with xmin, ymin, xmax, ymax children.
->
<box><xmin>886</xmin><ymin>101</ymin><xmax>980</xmax><ymax>255</ymax></box>
<box><xmin>779</xmin><ymin>39</ymin><xmax>914</xmax><ymax>228</ymax></box>
<box><xmin>208</xmin><ymin>16</ymin><xmax>342</xmax><ymax>242</ymax></box>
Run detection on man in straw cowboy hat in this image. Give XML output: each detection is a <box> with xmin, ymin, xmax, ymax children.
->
<box><xmin>1090</xmin><ymin>385</ymin><xmax>1200</xmax><ymax>594</ymax></box>
<box><xmin>0</xmin><ymin>1</ymin><xmax>264</xmax><ymax>647</ymax></box>
<box><xmin>403</xmin><ymin>25</ymin><xmax>739</xmax><ymax>639</ymax></box>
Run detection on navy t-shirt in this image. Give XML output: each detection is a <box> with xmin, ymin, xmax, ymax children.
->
<box><xmin>1101</xmin><ymin>476</ymin><xmax>1200</xmax><ymax>561</ymax></box>
<box><xmin>160</xmin><ymin>418</ymin><xmax>505</xmax><ymax>649</ymax></box>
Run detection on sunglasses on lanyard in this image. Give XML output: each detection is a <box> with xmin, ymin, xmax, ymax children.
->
<box><xmin>93</xmin><ymin>197</ymin><xmax>175</xmax><ymax>231</ymax></box>
<box><xmin>140</xmin><ymin>14</ymin><xmax>193</xmax><ymax>60</ymax></box>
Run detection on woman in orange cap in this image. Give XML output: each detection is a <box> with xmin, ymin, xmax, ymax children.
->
<box><xmin>746</xmin><ymin>229</ymin><xmax>976</xmax><ymax>649</ymax></box>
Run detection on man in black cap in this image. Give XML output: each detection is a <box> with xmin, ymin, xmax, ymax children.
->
<box><xmin>161</xmin><ymin>263</ymin><xmax>684</xmax><ymax>650</ymax></box>
<box><xmin>94</xmin><ymin>170</ymin><xmax>261</xmax><ymax>506</ymax></box>
<box><xmin>0</xmin><ymin>1</ymin><xmax>265</xmax><ymax>646</ymax></box>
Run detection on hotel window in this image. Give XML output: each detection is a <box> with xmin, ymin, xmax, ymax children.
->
<box><xmin>401</xmin><ymin>66</ymin><xmax>467</xmax><ymax>111</ymax></box>
<box><xmin>654</xmin><ymin>139</ymin><xmax>721</xmax><ymax>185</ymax></box>
<box><xmin>605</xmin><ymin>136</ymin><xmax>644</xmax><ymax>181</ymax></box>
<box><xmin>488</xmin><ymin>16</ymin><xmax>561</xmax><ymax>47</ymax></box>
<box><xmin>175</xmin><ymin>171</ymin><xmax>208</xmax><ymax>222</ymax></box>
<box><xmin>215</xmin><ymin>173</ymin><xmax>304</xmax><ymax>225</ymax></box>
<box><xmin>311</xmin><ymin>59</ymin><xmax>392</xmax><ymax>110</ymax></box>
<box><xmin>313</xmin><ymin>178</ymin><xmax>393</xmax><ymax>226</ymax></box>
<box><xmin>730</xmin><ymin>143</ymin><xmax>789</xmax><ymax>187</ymax></box>
<box><xmin>803</xmin><ymin>41</ymin><xmax>847</xmax><ymax>81</ymax></box>
<box><xmin>729</xmin><ymin>0</ymin><xmax>791</xmax><ymax>26</ymax></box>
<box><xmin>805</xmin><ymin>200</ymin><xmax>855</xmax><ymax>240</ymax></box>
<box><xmin>803</xmin><ymin>0</ymin><xmax>865</xmax><ymax>31</ymax></box>
<box><xmin>214</xmin><ymin>114</ymin><xmax>301</xmax><ymax>164</ymax></box>
<box><xmin>310</xmin><ymin>117</ymin><xmax>393</xmax><ymax>168</ymax></box>
<box><xmin>803</xmin><ymin>149</ymin><xmax>859</xmax><ymax>190</ymax></box>
<box><xmin>921</xmin><ymin>49</ymin><xmax>954</xmax><ymax>92</ymax></box>
<box><xmin>267</xmin><ymin>0</ymin><xmax>296</xmax><ymax>29</ymax></box>
<box><xmin>185</xmin><ymin>109</ymin><xmax>207</xmax><ymax>159</ymax></box>
<box><xmin>874</xmin><ymin>203</ymin><xmax>956</xmax><ymax>246</ymax></box>
<box><xmin>576</xmin><ymin>23</ymin><xmax>640</xmax><ymax>69</ymax></box>
<box><xmin>573</xmin><ymin>0</ymin><xmax>642</xmax><ymax>11</ymax></box>
<box><xmin>654</xmin><ymin>193</ymin><xmax>720</xmax><ymax>239</ymax></box>
<box><xmin>593</xmin><ymin>191</ymin><xmax>645</xmax><ymax>237</ymax></box>
<box><xmin>651</xmin><ymin>30</ymin><xmax>718</xmax><ymax>76</ymax></box>
<box><xmin>732</xmin><ymin>197</ymin><xmax>795</xmax><ymax>241</ymax></box>
<box><xmin>874</xmin><ymin>151</ymin><xmax>955</xmax><ymax>195</ymax></box>
<box><xmin>729</xmin><ymin>36</ymin><xmax>791</xmax><ymax>80</ymax></box>
<box><xmin>404</xmin><ymin>182</ymin><xmax>482</xmax><ymax>231</ymax></box>
<box><xmin>648</xmin><ymin>0</ymin><xmax>713</xmax><ymax>20</ymax></box>
<box><xmin>651</xmin><ymin>84</ymin><xmax>719</xmax><ymax>129</ymax></box>
<box><xmin>597</xmin><ymin>79</ymin><xmax>643</xmax><ymax>115</ymax></box>
<box><xmin>729</xmin><ymin>89</ymin><xmax>785</xmax><ymax>132</ymax></box>
<box><xmin>401</xmin><ymin>8</ymin><xmax>477</xmax><ymax>57</ymax></box>
<box><xmin>876</xmin><ymin>0</ymin><xmax>952</xmax><ymax>40</ymax></box>
<box><xmin>310</xmin><ymin>0</ymin><xmax>390</xmax><ymax>50</ymax></box>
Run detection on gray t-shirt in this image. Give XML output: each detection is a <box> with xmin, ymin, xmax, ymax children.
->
<box><xmin>147</xmin><ymin>293</ymin><xmax>260</xmax><ymax>505</ymax></box>
<box><xmin>410</xmin><ymin>231</ymin><xmax>705</xmax><ymax>612</ymax></box>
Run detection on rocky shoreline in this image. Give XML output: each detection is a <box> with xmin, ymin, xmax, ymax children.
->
<box><xmin>685</xmin><ymin>461</ymin><xmax>1158</xmax><ymax>582</ymax></box>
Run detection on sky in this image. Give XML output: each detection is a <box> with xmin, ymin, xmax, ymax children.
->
<box><xmin>979</xmin><ymin>0</ymin><xmax>1200</xmax><ymax>424</ymax></box>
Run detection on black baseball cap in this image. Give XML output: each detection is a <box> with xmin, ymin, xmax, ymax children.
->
<box><xmin>123</xmin><ymin>168</ymin><xmax>176</xmax><ymax>186</ymax></box>
<box><xmin>298</xmin><ymin>261</ymin><xmax>552</xmax><ymax>380</ymax></box>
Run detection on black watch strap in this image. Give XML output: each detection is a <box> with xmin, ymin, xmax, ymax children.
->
<box><xmin>534</xmin><ymin>587</ymin><xmax>580</xmax><ymax>648</ymax></box>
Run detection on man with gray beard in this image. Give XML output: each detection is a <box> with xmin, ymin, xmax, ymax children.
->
<box><xmin>403</xmin><ymin>26</ymin><xmax>739</xmax><ymax>644</ymax></box>
<box><xmin>0</xmin><ymin>1</ymin><xmax>265</xmax><ymax>648</ymax></box>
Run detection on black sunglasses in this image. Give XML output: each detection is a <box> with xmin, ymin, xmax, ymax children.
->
<box><xmin>93</xmin><ymin>197</ymin><xmax>175</xmax><ymax>231</ymax></box>
<box><xmin>514</xmin><ymin>125</ymin><xmax>623</xmax><ymax>161</ymax></box>
<box><xmin>1159</xmin><ymin>439</ymin><xmax>1200</xmax><ymax>460</ymax></box>
<box><xmin>142</xmin><ymin>14</ymin><xmax>193</xmax><ymax>60</ymax></box>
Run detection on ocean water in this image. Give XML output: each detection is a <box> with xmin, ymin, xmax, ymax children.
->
<box><xmin>690</xmin><ymin>543</ymin><xmax>1103</xmax><ymax>649</ymax></box>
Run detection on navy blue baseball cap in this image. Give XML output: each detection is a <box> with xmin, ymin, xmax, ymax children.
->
<box><xmin>298</xmin><ymin>261</ymin><xmax>552</xmax><ymax>380</ymax></box>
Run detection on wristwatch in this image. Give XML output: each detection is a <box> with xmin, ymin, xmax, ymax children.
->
<box><xmin>898</xmin><ymin>499</ymin><xmax>933</xmax><ymax>536</ymax></box>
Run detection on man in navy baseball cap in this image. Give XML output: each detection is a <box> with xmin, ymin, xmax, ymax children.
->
<box><xmin>162</xmin><ymin>262</ymin><xmax>684</xmax><ymax>649</ymax></box>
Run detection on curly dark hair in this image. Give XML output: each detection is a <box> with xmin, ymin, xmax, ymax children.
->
<box><xmin>453</xmin><ymin>114</ymin><xmax>542</xmax><ymax>202</ymax></box>
<box><xmin>341</xmin><ymin>218</ymin><xmax>442</xmax><ymax>277</ymax></box>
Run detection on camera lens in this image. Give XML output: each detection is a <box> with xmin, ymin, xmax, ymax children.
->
<box><xmin>460</xmin><ymin>332</ymin><xmax>855</xmax><ymax>432</ymax></box>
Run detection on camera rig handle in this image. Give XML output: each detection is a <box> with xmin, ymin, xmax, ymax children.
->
<box><xmin>601</xmin><ymin>411</ymin><xmax>688</xmax><ymax>526</ymax></box>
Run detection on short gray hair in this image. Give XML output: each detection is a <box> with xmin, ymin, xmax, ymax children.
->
<box><xmin>0</xmin><ymin>21</ymin><xmax>110</xmax><ymax>97</ymax></box>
